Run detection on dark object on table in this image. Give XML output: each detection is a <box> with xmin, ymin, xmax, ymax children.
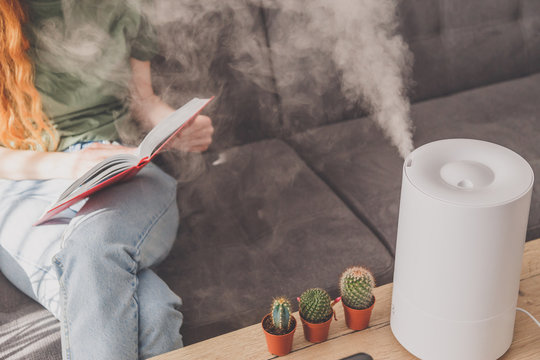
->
<box><xmin>340</xmin><ymin>352</ymin><xmax>374</xmax><ymax>360</ymax></box>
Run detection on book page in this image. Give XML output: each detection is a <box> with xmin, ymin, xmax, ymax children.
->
<box><xmin>56</xmin><ymin>154</ymin><xmax>137</xmax><ymax>203</ymax></box>
<box><xmin>63</xmin><ymin>161</ymin><xmax>135</xmax><ymax>201</ymax></box>
<box><xmin>136</xmin><ymin>98</ymin><xmax>212</xmax><ymax>159</ymax></box>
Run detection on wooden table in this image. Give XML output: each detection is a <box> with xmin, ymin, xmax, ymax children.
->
<box><xmin>152</xmin><ymin>239</ymin><xmax>540</xmax><ymax>359</ymax></box>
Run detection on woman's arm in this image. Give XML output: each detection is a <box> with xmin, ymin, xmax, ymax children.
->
<box><xmin>0</xmin><ymin>147</ymin><xmax>73</xmax><ymax>180</ymax></box>
<box><xmin>0</xmin><ymin>59</ymin><xmax>212</xmax><ymax>181</ymax></box>
<box><xmin>130</xmin><ymin>58</ymin><xmax>214</xmax><ymax>152</ymax></box>
<box><xmin>0</xmin><ymin>143</ymin><xmax>136</xmax><ymax>180</ymax></box>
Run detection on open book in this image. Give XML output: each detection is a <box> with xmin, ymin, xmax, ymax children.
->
<box><xmin>35</xmin><ymin>97</ymin><xmax>213</xmax><ymax>225</ymax></box>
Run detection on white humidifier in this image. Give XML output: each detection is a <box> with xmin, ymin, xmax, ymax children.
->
<box><xmin>390</xmin><ymin>139</ymin><xmax>534</xmax><ymax>360</ymax></box>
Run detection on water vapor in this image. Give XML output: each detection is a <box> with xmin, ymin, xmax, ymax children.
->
<box><xmin>333</xmin><ymin>0</ymin><xmax>414</xmax><ymax>158</ymax></box>
<box><xmin>264</xmin><ymin>0</ymin><xmax>414</xmax><ymax>158</ymax></box>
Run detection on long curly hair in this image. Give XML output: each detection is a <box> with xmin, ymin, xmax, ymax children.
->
<box><xmin>0</xmin><ymin>0</ymin><xmax>57</xmax><ymax>151</ymax></box>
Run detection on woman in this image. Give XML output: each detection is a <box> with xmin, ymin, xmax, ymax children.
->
<box><xmin>0</xmin><ymin>0</ymin><xmax>213</xmax><ymax>359</ymax></box>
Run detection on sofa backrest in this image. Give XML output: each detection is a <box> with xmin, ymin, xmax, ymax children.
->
<box><xmin>150</xmin><ymin>0</ymin><xmax>540</xmax><ymax>147</ymax></box>
<box><xmin>261</xmin><ymin>0</ymin><xmax>540</xmax><ymax>134</ymax></box>
<box><xmin>150</xmin><ymin>0</ymin><xmax>281</xmax><ymax>150</ymax></box>
<box><xmin>262</xmin><ymin>2</ymin><xmax>369</xmax><ymax>135</ymax></box>
<box><xmin>403</xmin><ymin>0</ymin><xmax>540</xmax><ymax>102</ymax></box>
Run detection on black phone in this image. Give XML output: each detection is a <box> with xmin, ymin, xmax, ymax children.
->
<box><xmin>340</xmin><ymin>353</ymin><xmax>374</xmax><ymax>360</ymax></box>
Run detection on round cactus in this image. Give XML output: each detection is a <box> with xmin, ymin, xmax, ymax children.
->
<box><xmin>339</xmin><ymin>266</ymin><xmax>375</xmax><ymax>310</ymax></box>
<box><xmin>299</xmin><ymin>288</ymin><xmax>333</xmax><ymax>323</ymax></box>
<box><xmin>270</xmin><ymin>297</ymin><xmax>292</xmax><ymax>333</ymax></box>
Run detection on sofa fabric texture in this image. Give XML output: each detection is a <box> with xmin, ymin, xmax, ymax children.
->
<box><xmin>289</xmin><ymin>73</ymin><xmax>540</xmax><ymax>254</ymax></box>
<box><xmin>155</xmin><ymin>139</ymin><xmax>393</xmax><ymax>345</ymax></box>
<box><xmin>265</xmin><ymin>0</ymin><xmax>540</xmax><ymax>127</ymax></box>
<box><xmin>402</xmin><ymin>0</ymin><xmax>540</xmax><ymax>101</ymax></box>
<box><xmin>2</xmin><ymin>0</ymin><xmax>540</xmax><ymax>359</ymax></box>
<box><xmin>0</xmin><ymin>273</ymin><xmax>61</xmax><ymax>360</ymax></box>
<box><xmin>150</xmin><ymin>0</ymin><xmax>281</xmax><ymax>150</ymax></box>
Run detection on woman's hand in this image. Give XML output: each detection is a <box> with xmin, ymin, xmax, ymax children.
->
<box><xmin>132</xmin><ymin>94</ymin><xmax>214</xmax><ymax>153</ymax></box>
<box><xmin>168</xmin><ymin>115</ymin><xmax>214</xmax><ymax>152</ymax></box>
<box><xmin>129</xmin><ymin>58</ymin><xmax>214</xmax><ymax>153</ymax></box>
<box><xmin>68</xmin><ymin>143</ymin><xmax>137</xmax><ymax>179</ymax></box>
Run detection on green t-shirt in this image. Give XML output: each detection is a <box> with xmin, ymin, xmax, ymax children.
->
<box><xmin>25</xmin><ymin>0</ymin><xmax>158</xmax><ymax>150</ymax></box>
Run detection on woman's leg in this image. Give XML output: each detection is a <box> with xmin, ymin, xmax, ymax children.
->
<box><xmin>0</xmin><ymin>178</ymin><xmax>75</xmax><ymax>318</ymax></box>
<box><xmin>52</xmin><ymin>163</ymin><xmax>182</xmax><ymax>360</ymax></box>
<box><xmin>0</xmin><ymin>163</ymin><xmax>183</xmax><ymax>359</ymax></box>
<box><xmin>137</xmin><ymin>268</ymin><xmax>183</xmax><ymax>359</ymax></box>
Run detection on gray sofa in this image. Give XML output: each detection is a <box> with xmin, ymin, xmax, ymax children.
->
<box><xmin>2</xmin><ymin>0</ymin><xmax>540</xmax><ymax>358</ymax></box>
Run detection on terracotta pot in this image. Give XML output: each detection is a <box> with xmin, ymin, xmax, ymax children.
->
<box><xmin>342</xmin><ymin>296</ymin><xmax>375</xmax><ymax>331</ymax></box>
<box><xmin>262</xmin><ymin>314</ymin><xmax>296</xmax><ymax>356</ymax></box>
<box><xmin>300</xmin><ymin>315</ymin><xmax>332</xmax><ymax>343</ymax></box>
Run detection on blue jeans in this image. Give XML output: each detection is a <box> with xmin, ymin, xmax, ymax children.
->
<box><xmin>0</xmin><ymin>146</ymin><xmax>183</xmax><ymax>359</ymax></box>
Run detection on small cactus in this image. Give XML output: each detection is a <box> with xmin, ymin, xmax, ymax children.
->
<box><xmin>299</xmin><ymin>288</ymin><xmax>333</xmax><ymax>323</ymax></box>
<box><xmin>270</xmin><ymin>297</ymin><xmax>292</xmax><ymax>333</ymax></box>
<box><xmin>339</xmin><ymin>266</ymin><xmax>375</xmax><ymax>310</ymax></box>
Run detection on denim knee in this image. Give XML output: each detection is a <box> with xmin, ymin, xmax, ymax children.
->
<box><xmin>59</xmin><ymin>164</ymin><xmax>179</xmax><ymax>265</ymax></box>
<box><xmin>138</xmin><ymin>270</ymin><xmax>183</xmax><ymax>358</ymax></box>
<box><xmin>139</xmin><ymin>300</ymin><xmax>183</xmax><ymax>359</ymax></box>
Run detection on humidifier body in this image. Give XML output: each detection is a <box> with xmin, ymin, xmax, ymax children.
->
<box><xmin>390</xmin><ymin>139</ymin><xmax>533</xmax><ymax>360</ymax></box>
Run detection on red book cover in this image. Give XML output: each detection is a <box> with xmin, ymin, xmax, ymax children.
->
<box><xmin>35</xmin><ymin>97</ymin><xmax>213</xmax><ymax>225</ymax></box>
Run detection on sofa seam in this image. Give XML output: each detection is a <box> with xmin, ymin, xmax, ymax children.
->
<box><xmin>517</xmin><ymin>0</ymin><xmax>532</xmax><ymax>75</ymax></box>
<box><xmin>281</xmin><ymin>140</ymin><xmax>396</xmax><ymax>259</ymax></box>
<box><xmin>258</xmin><ymin>1</ymin><xmax>285</xmax><ymax>137</ymax></box>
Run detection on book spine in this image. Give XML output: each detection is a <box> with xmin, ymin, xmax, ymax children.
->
<box><xmin>137</xmin><ymin>157</ymin><xmax>150</xmax><ymax>168</ymax></box>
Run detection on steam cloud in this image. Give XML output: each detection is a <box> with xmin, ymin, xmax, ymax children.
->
<box><xmin>149</xmin><ymin>0</ymin><xmax>414</xmax><ymax>157</ymax></box>
<box><xmin>29</xmin><ymin>0</ymin><xmax>414</xmax><ymax>160</ymax></box>
<box><xmin>332</xmin><ymin>0</ymin><xmax>414</xmax><ymax>158</ymax></box>
<box><xmin>335</xmin><ymin>0</ymin><xmax>414</xmax><ymax>158</ymax></box>
<box><xmin>263</xmin><ymin>0</ymin><xmax>414</xmax><ymax>158</ymax></box>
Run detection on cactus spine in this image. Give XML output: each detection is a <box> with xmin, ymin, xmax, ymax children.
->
<box><xmin>339</xmin><ymin>266</ymin><xmax>375</xmax><ymax>309</ymax></box>
<box><xmin>270</xmin><ymin>297</ymin><xmax>292</xmax><ymax>333</ymax></box>
<box><xmin>299</xmin><ymin>288</ymin><xmax>333</xmax><ymax>323</ymax></box>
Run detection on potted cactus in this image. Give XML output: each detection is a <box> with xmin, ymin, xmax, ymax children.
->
<box><xmin>339</xmin><ymin>266</ymin><xmax>376</xmax><ymax>330</ymax></box>
<box><xmin>261</xmin><ymin>296</ymin><xmax>296</xmax><ymax>356</ymax></box>
<box><xmin>298</xmin><ymin>288</ymin><xmax>337</xmax><ymax>343</ymax></box>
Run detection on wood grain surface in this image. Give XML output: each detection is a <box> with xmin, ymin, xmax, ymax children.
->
<box><xmin>152</xmin><ymin>239</ymin><xmax>540</xmax><ymax>360</ymax></box>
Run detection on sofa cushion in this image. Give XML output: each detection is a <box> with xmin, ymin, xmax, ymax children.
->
<box><xmin>155</xmin><ymin>139</ymin><xmax>393</xmax><ymax>345</ymax></box>
<box><xmin>412</xmin><ymin>74</ymin><xmax>540</xmax><ymax>157</ymax></box>
<box><xmin>288</xmin><ymin>73</ymin><xmax>540</xmax><ymax>254</ymax></box>
<box><xmin>528</xmin><ymin>159</ymin><xmax>540</xmax><ymax>240</ymax></box>
<box><xmin>0</xmin><ymin>272</ymin><xmax>61</xmax><ymax>360</ymax></box>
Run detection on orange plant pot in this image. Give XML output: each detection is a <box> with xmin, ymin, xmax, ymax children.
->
<box><xmin>300</xmin><ymin>315</ymin><xmax>332</xmax><ymax>343</ymax></box>
<box><xmin>342</xmin><ymin>296</ymin><xmax>375</xmax><ymax>331</ymax></box>
<box><xmin>262</xmin><ymin>314</ymin><xmax>296</xmax><ymax>356</ymax></box>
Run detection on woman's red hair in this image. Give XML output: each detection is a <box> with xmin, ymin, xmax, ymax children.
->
<box><xmin>0</xmin><ymin>0</ymin><xmax>57</xmax><ymax>151</ymax></box>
